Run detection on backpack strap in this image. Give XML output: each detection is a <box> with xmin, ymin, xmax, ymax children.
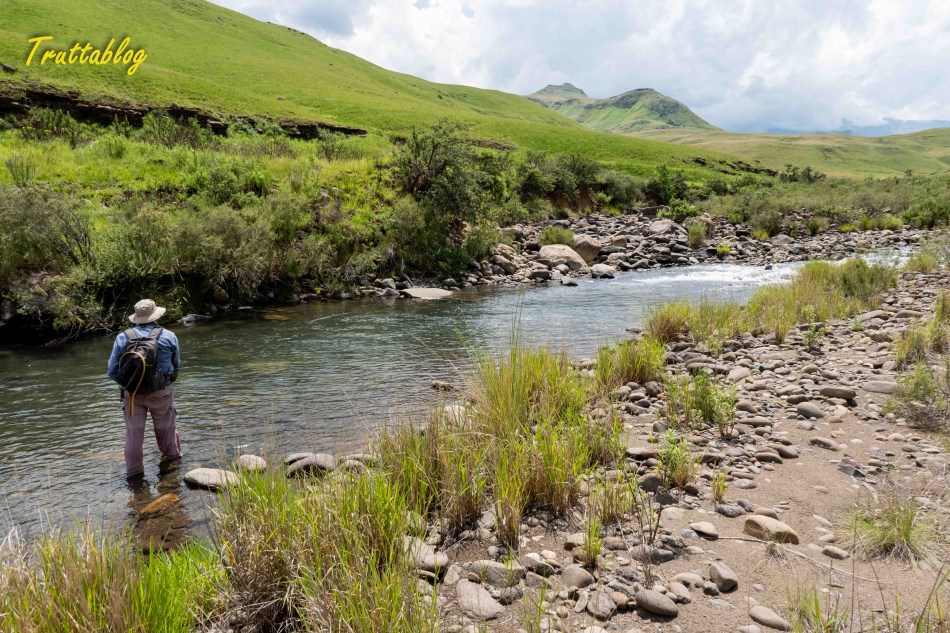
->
<box><xmin>147</xmin><ymin>327</ymin><xmax>163</xmax><ymax>340</ymax></box>
<box><xmin>123</xmin><ymin>327</ymin><xmax>137</xmax><ymax>341</ymax></box>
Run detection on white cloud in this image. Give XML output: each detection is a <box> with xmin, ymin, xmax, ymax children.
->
<box><xmin>212</xmin><ymin>0</ymin><xmax>950</xmax><ymax>132</ymax></box>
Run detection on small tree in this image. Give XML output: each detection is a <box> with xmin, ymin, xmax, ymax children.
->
<box><xmin>316</xmin><ymin>129</ymin><xmax>345</xmax><ymax>162</ymax></box>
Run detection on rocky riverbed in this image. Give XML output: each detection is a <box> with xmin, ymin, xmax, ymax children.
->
<box><xmin>168</xmin><ymin>267</ymin><xmax>950</xmax><ymax>633</ymax></box>
<box><xmin>364</xmin><ymin>212</ymin><xmax>922</xmax><ymax>298</ymax></box>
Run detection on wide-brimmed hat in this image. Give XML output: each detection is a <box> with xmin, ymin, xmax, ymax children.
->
<box><xmin>129</xmin><ymin>299</ymin><xmax>166</xmax><ymax>324</ymax></box>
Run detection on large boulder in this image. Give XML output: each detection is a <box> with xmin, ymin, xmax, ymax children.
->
<box><xmin>572</xmin><ymin>234</ymin><xmax>602</xmax><ymax>263</ymax></box>
<box><xmin>538</xmin><ymin>244</ymin><xmax>588</xmax><ymax>272</ymax></box>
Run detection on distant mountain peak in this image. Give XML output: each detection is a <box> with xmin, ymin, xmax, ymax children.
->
<box><xmin>528</xmin><ymin>83</ymin><xmax>589</xmax><ymax>103</ymax></box>
<box><xmin>528</xmin><ymin>84</ymin><xmax>718</xmax><ymax>133</ymax></box>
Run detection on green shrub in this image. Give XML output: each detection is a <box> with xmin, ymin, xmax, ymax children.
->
<box><xmin>463</xmin><ymin>221</ymin><xmax>501</xmax><ymax>261</ymax></box>
<box><xmin>750</xmin><ymin>208</ymin><xmax>782</xmax><ymax>236</ymax></box>
<box><xmin>751</xmin><ymin>227</ymin><xmax>770</xmax><ymax>241</ymax></box>
<box><xmin>658</xmin><ymin>198</ymin><xmax>699</xmax><ymax>223</ymax></box>
<box><xmin>654</xmin><ymin>429</ymin><xmax>698</xmax><ymax>489</ymax></box>
<box><xmin>5</xmin><ymin>153</ymin><xmax>36</xmax><ymax>186</ymax></box>
<box><xmin>805</xmin><ymin>217</ymin><xmax>827</xmax><ymax>236</ymax></box>
<box><xmin>0</xmin><ymin>186</ymin><xmax>89</xmax><ymax>289</ymax></box>
<box><xmin>538</xmin><ymin>226</ymin><xmax>575</xmax><ymax>246</ymax></box>
<box><xmin>905</xmin><ymin>251</ymin><xmax>939</xmax><ymax>273</ymax></box>
<box><xmin>839</xmin><ymin>223</ymin><xmax>858</xmax><ymax>233</ymax></box>
<box><xmin>686</xmin><ymin>219</ymin><xmax>707</xmax><ymax>248</ymax></box>
<box><xmin>665</xmin><ymin>371</ymin><xmax>736</xmax><ymax>437</ymax></box>
<box><xmin>645</xmin><ymin>165</ymin><xmax>687</xmax><ymax>205</ymax></box>
<box><xmin>903</xmin><ymin>196</ymin><xmax>950</xmax><ymax>229</ymax></box>
<box><xmin>716</xmin><ymin>243</ymin><xmax>731</xmax><ymax>256</ymax></box>
<box><xmin>18</xmin><ymin>108</ymin><xmax>87</xmax><ymax>147</ymax></box>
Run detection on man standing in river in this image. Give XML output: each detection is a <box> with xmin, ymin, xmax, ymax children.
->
<box><xmin>107</xmin><ymin>299</ymin><xmax>182</xmax><ymax>479</ymax></box>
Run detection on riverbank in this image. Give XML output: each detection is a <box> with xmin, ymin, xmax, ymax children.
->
<box><xmin>3</xmin><ymin>255</ymin><xmax>949</xmax><ymax>632</ymax></box>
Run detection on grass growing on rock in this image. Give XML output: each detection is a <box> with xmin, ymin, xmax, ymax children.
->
<box><xmin>538</xmin><ymin>226</ymin><xmax>575</xmax><ymax>246</ymax></box>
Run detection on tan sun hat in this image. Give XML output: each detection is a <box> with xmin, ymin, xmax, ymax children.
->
<box><xmin>129</xmin><ymin>298</ymin><xmax>166</xmax><ymax>324</ymax></box>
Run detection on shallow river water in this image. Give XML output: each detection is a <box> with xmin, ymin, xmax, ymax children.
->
<box><xmin>0</xmin><ymin>262</ymin><xmax>805</xmax><ymax>538</ymax></box>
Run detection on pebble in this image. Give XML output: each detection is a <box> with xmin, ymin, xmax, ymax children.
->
<box><xmin>709</xmin><ymin>561</ymin><xmax>739</xmax><ymax>592</ymax></box>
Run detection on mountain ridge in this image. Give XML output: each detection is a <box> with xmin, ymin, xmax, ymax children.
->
<box><xmin>527</xmin><ymin>83</ymin><xmax>719</xmax><ymax>133</ymax></box>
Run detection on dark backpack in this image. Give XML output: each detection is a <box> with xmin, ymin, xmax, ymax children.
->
<box><xmin>116</xmin><ymin>327</ymin><xmax>166</xmax><ymax>396</ymax></box>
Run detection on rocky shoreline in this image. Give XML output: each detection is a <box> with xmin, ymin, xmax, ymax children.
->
<box><xmin>168</xmin><ymin>265</ymin><xmax>950</xmax><ymax>633</ymax></box>
<box><xmin>361</xmin><ymin>212</ymin><xmax>922</xmax><ymax>298</ymax></box>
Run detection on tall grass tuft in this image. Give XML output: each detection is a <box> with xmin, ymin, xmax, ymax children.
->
<box><xmin>379</xmin><ymin>339</ymin><xmax>620</xmax><ymax>542</ymax></box>
<box><xmin>0</xmin><ymin>528</ymin><xmax>218</xmax><ymax>633</ymax></box>
<box><xmin>646</xmin><ymin>301</ymin><xmax>690</xmax><ymax>343</ymax></box>
<box><xmin>785</xmin><ymin>583</ymin><xmax>850</xmax><ymax>633</ymax></box>
<box><xmin>595</xmin><ymin>335</ymin><xmax>665</xmax><ymax>391</ymax></box>
<box><xmin>846</xmin><ymin>495</ymin><xmax>941</xmax><ymax>565</ymax></box>
<box><xmin>215</xmin><ymin>468</ymin><xmax>438</xmax><ymax>632</ymax></box>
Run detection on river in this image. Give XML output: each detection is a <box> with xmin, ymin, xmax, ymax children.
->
<box><xmin>0</xmin><ymin>262</ymin><xmax>805</xmax><ymax>540</ymax></box>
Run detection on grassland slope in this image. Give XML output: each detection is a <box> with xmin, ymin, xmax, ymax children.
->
<box><xmin>0</xmin><ymin>0</ymin><xmax>738</xmax><ymax>178</ymax></box>
<box><xmin>634</xmin><ymin>128</ymin><xmax>950</xmax><ymax>178</ymax></box>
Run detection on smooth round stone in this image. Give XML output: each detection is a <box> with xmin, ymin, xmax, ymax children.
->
<box><xmin>689</xmin><ymin>521</ymin><xmax>719</xmax><ymax>538</ymax></box>
<box><xmin>184</xmin><ymin>468</ymin><xmax>238</xmax><ymax>491</ymax></box>
<box><xmin>635</xmin><ymin>589</ymin><xmax>679</xmax><ymax>617</ymax></box>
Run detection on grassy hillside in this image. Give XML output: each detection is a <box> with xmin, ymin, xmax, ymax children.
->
<box><xmin>528</xmin><ymin>83</ymin><xmax>719</xmax><ymax>133</ymax></box>
<box><xmin>0</xmin><ymin>0</ymin><xmax>739</xmax><ymax>179</ymax></box>
<box><xmin>634</xmin><ymin>128</ymin><xmax>950</xmax><ymax>178</ymax></box>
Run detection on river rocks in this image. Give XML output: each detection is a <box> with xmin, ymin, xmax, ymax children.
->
<box><xmin>572</xmin><ymin>234</ymin><xmax>602</xmax><ymax>263</ymax></box>
<box><xmin>743</xmin><ymin>516</ymin><xmax>800</xmax><ymax>544</ymax></box>
<box><xmin>796</xmin><ymin>402</ymin><xmax>825</xmax><ymax>419</ymax></box>
<box><xmin>235</xmin><ymin>454</ymin><xmax>267</xmax><ymax>471</ymax></box>
<box><xmin>819</xmin><ymin>386</ymin><xmax>857</xmax><ymax>400</ymax></box>
<box><xmin>587</xmin><ymin>590</ymin><xmax>617</xmax><ymax>620</ymax></box>
<box><xmin>809</xmin><ymin>436</ymin><xmax>840</xmax><ymax>451</ymax></box>
<box><xmin>286</xmin><ymin>453</ymin><xmax>337</xmax><ymax>477</ymax></box>
<box><xmin>456</xmin><ymin>579</ymin><xmax>504</xmax><ymax>620</ymax></box>
<box><xmin>404</xmin><ymin>536</ymin><xmax>448</xmax><ymax>574</ymax></box>
<box><xmin>400</xmin><ymin>287</ymin><xmax>453</xmax><ymax>299</ymax></box>
<box><xmin>636</xmin><ymin>589</ymin><xmax>679</xmax><ymax>617</ymax></box>
<box><xmin>863</xmin><ymin>380</ymin><xmax>896</xmax><ymax>394</ymax></box>
<box><xmin>750</xmin><ymin>605</ymin><xmax>791</xmax><ymax>631</ymax></box>
<box><xmin>690</xmin><ymin>521</ymin><xmax>719</xmax><ymax>538</ymax></box>
<box><xmin>138</xmin><ymin>493</ymin><xmax>180</xmax><ymax>515</ymax></box>
<box><xmin>709</xmin><ymin>561</ymin><xmax>739</xmax><ymax>592</ymax></box>
<box><xmin>821</xmin><ymin>545</ymin><xmax>850</xmax><ymax>560</ymax></box>
<box><xmin>184</xmin><ymin>468</ymin><xmax>238</xmax><ymax>491</ymax></box>
<box><xmin>561</xmin><ymin>565</ymin><xmax>595</xmax><ymax>589</ymax></box>
<box><xmin>538</xmin><ymin>244</ymin><xmax>588</xmax><ymax>271</ymax></box>
<box><xmin>590</xmin><ymin>263</ymin><xmax>616</xmax><ymax>279</ymax></box>
<box><xmin>649</xmin><ymin>219</ymin><xmax>676</xmax><ymax>235</ymax></box>
<box><xmin>728</xmin><ymin>367</ymin><xmax>752</xmax><ymax>382</ymax></box>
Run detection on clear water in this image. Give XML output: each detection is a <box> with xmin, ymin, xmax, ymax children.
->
<box><xmin>0</xmin><ymin>262</ymin><xmax>803</xmax><ymax>538</ymax></box>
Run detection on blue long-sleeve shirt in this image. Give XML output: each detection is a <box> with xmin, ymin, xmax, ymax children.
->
<box><xmin>107</xmin><ymin>324</ymin><xmax>180</xmax><ymax>382</ymax></box>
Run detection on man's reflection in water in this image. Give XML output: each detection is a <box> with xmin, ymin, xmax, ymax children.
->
<box><xmin>126</xmin><ymin>459</ymin><xmax>189</xmax><ymax>552</ymax></box>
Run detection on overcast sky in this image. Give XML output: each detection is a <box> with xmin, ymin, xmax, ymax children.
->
<box><xmin>212</xmin><ymin>0</ymin><xmax>949</xmax><ymax>132</ymax></box>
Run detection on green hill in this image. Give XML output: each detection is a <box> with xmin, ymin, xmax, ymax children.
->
<box><xmin>634</xmin><ymin>128</ymin><xmax>950</xmax><ymax>178</ymax></box>
<box><xmin>528</xmin><ymin>83</ymin><xmax>719</xmax><ymax>133</ymax></box>
<box><xmin>0</xmin><ymin>0</ymin><xmax>740</xmax><ymax>179</ymax></box>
